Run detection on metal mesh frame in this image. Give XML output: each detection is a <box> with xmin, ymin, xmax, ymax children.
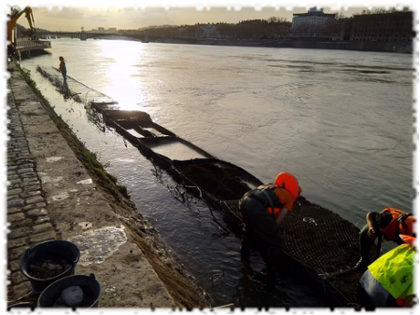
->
<box><xmin>221</xmin><ymin>198</ymin><xmax>367</xmax><ymax>307</ymax></box>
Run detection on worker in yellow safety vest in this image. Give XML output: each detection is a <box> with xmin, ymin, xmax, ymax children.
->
<box><xmin>357</xmin><ymin>234</ymin><xmax>418</xmax><ymax>309</ymax></box>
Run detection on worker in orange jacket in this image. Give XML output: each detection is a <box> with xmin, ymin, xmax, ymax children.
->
<box><xmin>354</xmin><ymin>207</ymin><xmax>416</xmax><ymax>271</ymax></box>
<box><xmin>239</xmin><ymin>172</ymin><xmax>302</xmax><ymax>288</ymax></box>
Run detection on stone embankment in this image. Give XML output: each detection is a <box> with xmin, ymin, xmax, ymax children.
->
<box><xmin>145</xmin><ymin>37</ymin><xmax>412</xmax><ymax>53</ymax></box>
<box><xmin>5</xmin><ymin>61</ymin><xmax>213</xmax><ymax>310</ymax></box>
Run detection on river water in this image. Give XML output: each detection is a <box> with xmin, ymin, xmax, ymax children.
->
<box><xmin>18</xmin><ymin>38</ymin><xmax>414</xmax><ymax>308</ymax></box>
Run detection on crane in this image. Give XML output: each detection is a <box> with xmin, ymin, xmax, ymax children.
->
<box><xmin>7</xmin><ymin>6</ymin><xmax>36</xmax><ymax>56</ymax></box>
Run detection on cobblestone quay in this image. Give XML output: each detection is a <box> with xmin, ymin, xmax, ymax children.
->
<box><xmin>5</xmin><ymin>62</ymin><xmax>210</xmax><ymax>310</ymax></box>
<box><xmin>7</xmin><ymin>68</ymin><xmax>57</xmax><ymax>305</ymax></box>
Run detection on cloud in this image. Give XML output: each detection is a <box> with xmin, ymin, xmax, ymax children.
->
<box><xmin>40</xmin><ymin>8</ymin><xmax>85</xmax><ymax>20</ymax></box>
<box><xmin>109</xmin><ymin>1</ymin><xmax>186</xmax><ymax>29</ymax></box>
<box><xmin>89</xmin><ymin>14</ymin><xmax>108</xmax><ymax>23</ymax></box>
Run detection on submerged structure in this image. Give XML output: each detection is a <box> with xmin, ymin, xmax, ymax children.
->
<box><xmin>37</xmin><ymin>66</ymin><xmax>376</xmax><ymax>308</ymax></box>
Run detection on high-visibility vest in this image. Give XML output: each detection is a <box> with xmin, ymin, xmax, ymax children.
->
<box><xmin>399</xmin><ymin>216</ymin><xmax>416</xmax><ymax>236</ymax></box>
<box><xmin>368</xmin><ymin>242</ymin><xmax>420</xmax><ymax>306</ymax></box>
<box><xmin>400</xmin><ymin>235</ymin><xmax>416</xmax><ymax>249</ymax></box>
<box><xmin>379</xmin><ymin>208</ymin><xmax>420</xmax><ymax>241</ymax></box>
<box><xmin>378</xmin><ymin>208</ymin><xmax>406</xmax><ymax>241</ymax></box>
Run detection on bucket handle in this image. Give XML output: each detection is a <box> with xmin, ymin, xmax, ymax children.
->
<box><xmin>70</xmin><ymin>259</ymin><xmax>78</xmax><ymax>270</ymax></box>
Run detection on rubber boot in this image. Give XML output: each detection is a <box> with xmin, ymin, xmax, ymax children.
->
<box><xmin>266</xmin><ymin>246</ymin><xmax>281</xmax><ymax>289</ymax></box>
<box><xmin>240</xmin><ymin>233</ymin><xmax>250</xmax><ymax>261</ymax></box>
<box><xmin>355</xmin><ymin>225</ymin><xmax>375</xmax><ymax>272</ymax></box>
<box><xmin>266</xmin><ymin>262</ymin><xmax>276</xmax><ymax>289</ymax></box>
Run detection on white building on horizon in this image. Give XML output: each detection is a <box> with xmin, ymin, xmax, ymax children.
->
<box><xmin>291</xmin><ymin>7</ymin><xmax>336</xmax><ymax>39</ymax></box>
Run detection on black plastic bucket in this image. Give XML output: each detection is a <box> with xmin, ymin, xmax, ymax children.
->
<box><xmin>20</xmin><ymin>240</ymin><xmax>80</xmax><ymax>293</ymax></box>
<box><xmin>3</xmin><ymin>303</ymin><xmax>38</xmax><ymax>315</ymax></box>
<box><xmin>37</xmin><ymin>274</ymin><xmax>101</xmax><ymax>308</ymax></box>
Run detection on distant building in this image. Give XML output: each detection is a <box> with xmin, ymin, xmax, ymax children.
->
<box><xmin>350</xmin><ymin>11</ymin><xmax>413</xmax><ymax>42</ymax></box>
<box><xmin>177</xmin><ymin>26</ymin><xmax>188</xmax><ymax>38</ymax></box>
<box><xmin>123</xmin><ymin>29</ymin><xmax>142</xmax><ymax>35</ymax></box>
<box><xmin>200</xmin><ymin>24</ymin><xmax>220</xmax><ymax>39</ymax></box>
<box><xmin>291</xmin><ymin>7</ymin><xmax>336</xmax><ymax>39</ymax></box>
<box><xmin>338</xmin><ymin>18</ymin><xmax>353</xmax><ymax>40</ymax></box>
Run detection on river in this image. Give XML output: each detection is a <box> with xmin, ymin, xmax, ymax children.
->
<box><xmin>19</xmin><ymin>38</ymin><xmax>414</xmax><ymax>308</ymax></box>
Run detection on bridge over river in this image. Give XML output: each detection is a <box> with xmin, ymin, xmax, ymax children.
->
<box><xmin>36</xmin><ymin>31</ymin><xmax>146</xmax><ymax>41</ymax></box>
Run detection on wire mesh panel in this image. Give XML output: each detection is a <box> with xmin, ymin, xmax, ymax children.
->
<box><xmin>222</xmin><ymin>197</ymin><xmax>364</xmax><ymax>307</ymax></box>
<box><xmin>281</xmin><ymin>198</ymin><xmax>360</xmax><ymax>272</ymax></box>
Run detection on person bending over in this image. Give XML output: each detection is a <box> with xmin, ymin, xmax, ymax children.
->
<box><xmin>239</xmin><ymin>172</ymin><xmax>302</xmax><ymax>287</ymax></box>
<box><xmin>355</xmin><ymin>207</ymin><xmax>415</xmax><ymax>271</ymax></box>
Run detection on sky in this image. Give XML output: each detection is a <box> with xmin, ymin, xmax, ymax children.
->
<box><xmin>4</xmin><ymin>0</ymin><xmax>417</xmax><ymax>32</ymax></box>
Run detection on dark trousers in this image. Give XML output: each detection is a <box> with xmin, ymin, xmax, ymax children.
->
<box><xmin>357</xmin><ymin>270</ymin><xmax>399</xmax><ymax>310</ymax></box>
<box><xmin>239</xmin><ymin>196</ymin><xmax>282</xmax><ymax>281</ymax></box>
<box><xmin>359</xmin><ymin>224</ymin><xmax>376</xmax><ymax>263</ymax></box>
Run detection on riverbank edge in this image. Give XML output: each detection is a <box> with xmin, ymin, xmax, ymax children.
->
<box><xmin>92</xmin><ymin>35</ymin><xmax>412</xmax><ymax>54</ymax></box>
<box><xmin>7</xmin><ymin>60</ymin><xmax>214</xmax><ymax>309</ymax></box>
